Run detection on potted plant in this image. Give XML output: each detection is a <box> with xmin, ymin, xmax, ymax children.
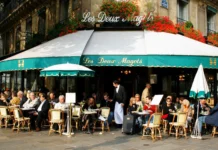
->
<box><xmin>207</xmin><ymin>33</ymin><xmax>218</xmax><ymax>46</ymax></box>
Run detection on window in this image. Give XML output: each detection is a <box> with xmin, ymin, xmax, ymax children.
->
<box><xmin>59</xmin><ymin>0</ymin><xmax>69</xmax><ymax>22</ymax></box>
<box><xmin>207</xmin><ymin>6</ymin><xmax>217</xmax><ymax>34</ymax></box>
<box><xmin>0</xmin><ymin>34</ymin><xmax>2</xmax><ymax>56</ymax></box>
<box><xmin>72</xmin><ymin>0</ymin><xmax>82</xmax><ymax>19</ymax></box>
<box><xmin>1</xmin><ymin>73</ymin><xmax>11</xmax><ymax>91</ymax></box>
<box><xmin>38</xmin><ymin>8</ymin><xmax>46</xmax><ymax>35</ymax></box>
<box><xmin>15</xmin><ymin>26</ymin><xmax>21</xmax><ymax>51</ymax></box>
<box><xmin>177</xmin><ymin>0</ymin><xmax>189</xmax><ymax>23</ymax></box>
<box><xmin>26</xmin><ymin>17</ymin><xmax>32</xmax><ymax>43</ymax></box>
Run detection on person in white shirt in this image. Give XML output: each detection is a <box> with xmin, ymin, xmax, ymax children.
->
<box><xmin>54</xmin><ymin>95</ymin><xmax>68</xmax><ymax>112</ymax></box>
<box><xmin>30</xmin><ymin>93</ymin><xmax>50</xmax><ymax>131</ymax></box>
<box><xmin>22</xmin><ymin>92</ymin><xmax>40</xmax><ymax>109</ymax></box>
<box><xmin>54</xmin><ymin>95</ymin><xmax>68</xmax><ymax>132</ymax></box>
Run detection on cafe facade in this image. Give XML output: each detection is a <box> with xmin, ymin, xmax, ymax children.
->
<box><xmin>0</xmin><ymin>29</ymin><xmax>218</xmax><ymax>105</ymax></box>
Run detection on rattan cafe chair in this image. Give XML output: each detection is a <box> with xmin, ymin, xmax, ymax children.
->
<box><xmin>169</xmin><ymin>112</ymin><xmax>187</xmax><ymax>139</ymax></box>
<box><xmin>0</xmin><ymin>106</ymin><xmax>13</xmax><ymax>128</ymax></box>
<box><xmin>48</xmin><ymin>109</ymin><xmax>65</xmax><ymax>136</ymax></box>
<box><xmin>12</xmin><ymin>108</ymin><xmax>30</xmax><ymax>133</ymax></box>
<box><xmin>93</xmin><ymin>107</ymin><xmax>110</xmax><ymax>133</ymax></box>
<box><xmin>72</xmin><ymin>105</ymin><xmax>82</xmax><ymax>130</ymax></box>
<box><xmin>142</xmin><ymin>113</ymin><xmax>162</xmax><ymax>141</ymax></box>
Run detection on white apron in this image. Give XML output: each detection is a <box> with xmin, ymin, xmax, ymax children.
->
<box><xmin>114</xmin><ymin>102</ymin><xmax>124</xmax><ymax>124</ymax></box>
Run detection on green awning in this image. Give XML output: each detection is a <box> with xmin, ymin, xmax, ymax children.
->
<box><xmin>0</xmin><ymin>30</ymin><xmax>94</xmax><ymax>72</ymax></box>
<box><xmin>81</xmin><ymin>55</ymin><xmax>218</xmax><ymax>69</ymax></box>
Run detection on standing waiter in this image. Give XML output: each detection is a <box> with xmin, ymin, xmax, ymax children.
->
<box><xmin>113</xmin><ymin>80</ymin><xmax>126</xmax><ymax>128</ymax></box>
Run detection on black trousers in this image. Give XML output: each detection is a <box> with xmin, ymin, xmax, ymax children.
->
<box><xmin>30</xmin><ymin>112</ymin><xmax>47</xmax><ymax>129</ymax></box>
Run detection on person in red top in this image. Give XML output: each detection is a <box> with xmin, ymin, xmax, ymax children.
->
<box><xmin>143</xmin><ymin>96</ymin><xmax>156</xmax><ymax>115</ymax></box>
<box><xmin>143</xmin><ymin>96</ymin><xmax>156</xmax><ymax>123</ymax></box>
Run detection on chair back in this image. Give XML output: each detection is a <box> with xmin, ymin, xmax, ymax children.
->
<box><xmin>101</xmin><ymin>107</ymin><xmax>110</xmax><ymax>118</ymax></box>
<box><xmin>72</xmin><ymin>105</ymin><xmax>81</xmax><ymax>117</ymax></box>
<box><xmin>0</xmin><ymin>106</ymin><xmax>8</xmax><ymax>116</ymax></box>
<box><xmin>152</xmin><ymin>113</ymin><xmax>162</xmax><ymax>125</ymax></box>
<box><xmin>177</xmin><ymin>112</ymin><xmax>187</xmax><ymax>124</ymax></box>
<box><xmin>49</xmin><ymin>109</ymin><xmax>63</xmax><ymax>121</ymax></box>
<box><xmin>13</xmin><ymin>108</ymin><xmax>23</xmax><ymax>119</ymax></box>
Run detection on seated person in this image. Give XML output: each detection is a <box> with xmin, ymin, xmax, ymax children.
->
<box><xmin>30</xmin><ymin>93</ymin><xmax>50</xmax><ymax>131</ymax></box>
<box><xmin>10</xmin><ymin>91</ymin><xmax>20</xmax><ymax>106</ymax></box>
<box><xmin>191</xmin><ymin>102</ymin><xmax>218</xmax><ymax>139</ymax></box>
<box><xmin>135</xmin><ymin>94</ymin><xmax>143</xmax><ymax>111</ymax></box>
<box><xmin>49</xmin><ymin>92</ymin><xmax>59</xmax><ymax>105</ymax></box>
<box><xmin>54</xmin><ymin>95</ymin><xmax>68</xmax><ymax>132</ymax></box>
<box><xmin>128</xmin><ymin>97</ymin><xmax>137</xmax><ymax>114</ymax></box>
<box><xmin>193</xmin><ymin>98</ymin><xmax>211</xmax><ymax>121</ymax></box>
<box><xmin>22</xmin><ymin>92</ymin><xmax>40</xmax><ymax>109</ymax></box>
<box><xmin>143</xmin><ymin>96</ymin><xmax>156</xmax><ymax>123</ymax></box>
<box><xmin>180</xmin><ymin>99</ymin><xmax>192</xmax><ymax>129</ymax></box>
<box><xmin>18</xmin><ymin>91</ymin><xmax>27</xmax><ymax>108</ymax></box>
<box><xmin>161</xmin><ymin>97</ymin><xmax>175</xmax><ymax>122</ymax></box>
<box><xmin>82</xmin><ymin>97</ymin><xmax>97</xmax><ymax>134</ymax></box>
<box><xmin>100</xmin><ymin>92</ymin><xmax>115</xmax><ymax>125</ymax></box>
<box><xmin>0</xmin><ymin>93</ymin><xmax>8</xmax><ymax>106</ymax></box>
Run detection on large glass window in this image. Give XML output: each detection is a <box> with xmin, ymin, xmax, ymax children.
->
<box><xmin>177</xmin><ymin>0</ymin><xmax>189</xmax><ymax>23</ymax></box>
<box><xmin>38</xmin><ymin>8</ymin><xmax>46</xmax><ymax>35</ymax></box>
<box><xmin>15</xmin><ymin>26</ymin><xmax>21</xmax><ymax>51</ymax></box>
<box><xmin>72</xmin><ymin>0</ymin><xmax>82</xmax><ymax>19</ymax></box>
<box><xmin>1</xmin><ymin>73</ymin><xmax>11</xmax><ymax>91</ymax></box>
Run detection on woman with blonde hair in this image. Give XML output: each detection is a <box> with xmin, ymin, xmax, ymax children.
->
<box><xmin>128</xmin><ymin>97</ymin><xmax>137</xmax><ymax>114</ymax></box>
<box><xmin>181</xmin><ymin>99</ymin><xmax>192</xmax><ymax>129</ymax></box>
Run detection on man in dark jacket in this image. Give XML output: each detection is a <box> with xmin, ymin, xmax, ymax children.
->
<box><xmin>113</xmin><ymin>80</ymin><xmax>126</xmax><ymax>127</ymax></box>
<box><xmin>18</xmin><ymin>91</ymin><xmax>27</xmax><ymax>108</ymax></box>
<box><xmin>30</xmin><ymin>93</ymin><xmax>50</xmax><ymax>131</ymax></box>
<box><xmin>101</xmin><ymin>92</ymin><xmax>115</xmax><ymax>125</ymax></box>
<box><xmin>191</xmin><ymin>102</ymin><xmax>218</xmax><ymax>139</ymax></box>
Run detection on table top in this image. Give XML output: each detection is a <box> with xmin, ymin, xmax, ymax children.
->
<box><xmin>21</xmin><ymin>108</ymin><xmax>35</xmax><ymax>111</ymax></box>
<box><xmin>132</xmin><ymin>111</ymin><xmax>150</xmax><ymax>115</ymax></box>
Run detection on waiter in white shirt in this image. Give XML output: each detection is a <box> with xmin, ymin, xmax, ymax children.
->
<box><xmin>113</xmin><ymin>80</ymin><xmax>126</xmax><ymax>128</ymax></box>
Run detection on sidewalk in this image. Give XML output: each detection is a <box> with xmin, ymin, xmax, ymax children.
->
<box><xmin>0</xmin><ymin>128</ymin><xmax>217</xmax><ymax>150</ymax></box>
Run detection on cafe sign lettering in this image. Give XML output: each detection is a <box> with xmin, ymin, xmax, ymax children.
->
<box><xmin>81</xmin><ymin>11</ymin><xmax>154</xmax><ymax>26</ymax></box>
<box><xmin>83</xmin><ymin>57</ymin><xmax>143</xmax><ymax>66</ymax></box>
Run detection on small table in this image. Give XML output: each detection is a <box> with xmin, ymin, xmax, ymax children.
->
<box><xmin>21</xmin><ymin>108</ymin><xmax>35</xmax><ymax>111</ymax></box>
<box><xmin>132</xmin><ymin>111</ymin><xmax>150</xmax><ymax>115</ymax></box>
<box><xmin>83</xmin><ymin>111</ymin><xmax>97</xmax><ymax>115</ymax></box>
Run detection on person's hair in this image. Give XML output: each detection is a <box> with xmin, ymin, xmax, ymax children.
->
<box><xmin>1</xmin><ymin>93</ymin><xmax>7</xmax><ymax>100</ymax></box>
<box><xmin>129</xmin><ymin>97</ymin><xmax>136</xmax><ymax>106</ymax></box>
<box><xmin>182</xmin><ymin>99</ymin><xmax>190</xmax><ymax>108</ymax></box>
<box><xmin>59</xmin><ymin>95</ymin><xmax>65</xmax><ymax>99</ymax></box>
<box><xmin>146</xmin><ymin>96</ymin><xmax>152</xmax><ymax>100</ymax></box>
<box><xmin>40</xmin><ymin>93</ymin><xmax>47</xmax><ymax>99</ymax></box>
<box><xmin>88</xmin><ymin>97</ymin><xmax>96</xmax><ymax>106</ymax></box>
<box><xmin>113</xmin><ymin>80</ymin><xmax>120</xmax><ymax>85</ymax></box>
<box><xmin>30</xmin><ymin>92</ymin><xmax>35</xmax><ymax>96</ymax></box>
<box><xmin>50</xmin><ymin>92</ymin><xmax>55</xmax><ymax>96</ymax></box>
<box><xmin>103</xmin><ymin>92</ymin><xmax>109</xmax><ymax>97</ymax></box>
<box><xmin>12</xmin><ymin>91</ymin><xmax>17</xmax><ymax>97</ymax></box>
<box><xmin>17</xmin><ymin>91</ymin><xmax>23</xmax><ymax>96</ymax></box>
<box><xmin>135</xmin><ymin>94</ymin><xmax>140</xmax><ymax>98</ymax></box>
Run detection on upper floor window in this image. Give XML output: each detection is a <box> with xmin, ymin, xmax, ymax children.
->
<box><xmin>207</xmin><ymin>6</ymin><xmax>217</xmax><ymax>34</ymax></box>
<box><xmin>59</xmin><ymin>0</ymin><xmax>69</xmax><ymax>22</ymax></box>
<box><xmin>72</xmin><ymin>0</ymin><xmax>82</xmax><ymax>19</ymax></box>
<box><xmin>177</xmin><ymin>0</ymin><xmax>189</xmax><ymax>23</ymax></box>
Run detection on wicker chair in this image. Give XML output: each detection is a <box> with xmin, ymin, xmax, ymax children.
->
<box><xmin>48</xmin><ymin>109</ymin><xmax>65</xmax><ymax>136</ymax></box>
<box><xmin>169</xmin><ymin>112</ymin><xmax>187</xmax><ymax>139</ymax></box>
<box><xmin>72</xmin><ymin>105</ymin><xmax>81</xmax><ymax>130</ymax></box>
<box><xmin>0</xmin><ymin>106</ymin><xmax>12</xmax><ymax>128</ymax></box>
<box><xmin>142</xmin><ymin>113</ymin><xmax>162</xmax><ymax>141</ymax></box>
<box><xmin>212</xmin><ymin>126</ymin><xmax>218</xmax><ymax>137</ymax></box>
<box><xmin>93</xmin><ymin>107</ymin><xmax>110</xmax><ymax>133</ymax></box>
<box><xmin>12</xmin><ymin>108</ymin><xmax>30</xmax><ymax>133</ymax></box>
